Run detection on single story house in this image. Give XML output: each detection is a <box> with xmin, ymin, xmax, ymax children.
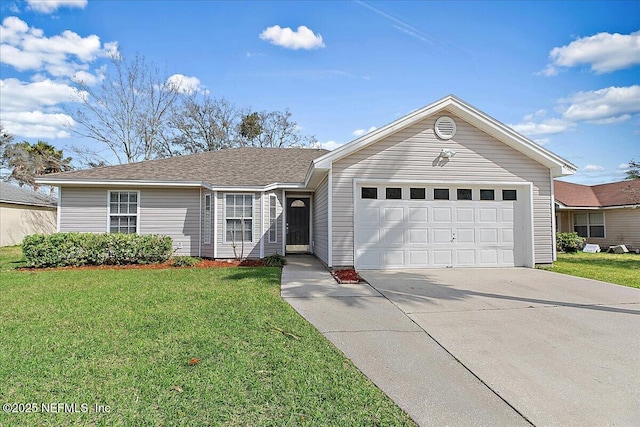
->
<box><xmin>37</xmin><ymin>95</ymin><xmax>577</xmax><ymax>269</ymax></box>
<box><xmin>0</xmin><ymin>182</ymin><xmax>58</xmax><ymax>246</ymax></box>
<box><xmin>555</xmin><ymin>179</ymin><xmax>640</xmax><ymax>250</ymax></box>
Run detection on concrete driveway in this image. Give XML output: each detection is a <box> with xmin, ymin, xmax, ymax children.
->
<box><xmin>360</xmin><ymin>268</ymin><xmax>640</xmax><ymax>427</ymax></box>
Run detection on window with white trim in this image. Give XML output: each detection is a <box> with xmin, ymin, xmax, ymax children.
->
<box><xmin>269</xmin><ymin>194</ymin><xmax>277</xmax><ymax>243</ymax></box>
<box><xmin>109</xmin><ymin>191</ymin><xmax>138</xmax><ymax>234</ymax></box>
<box><xmin>225</xmin><ymin>194</ymin><xmax>253</xmax><ymax>242</ymax></box>
<box><xmin>573</xmin><ymin>212</ymin><xmax>605</xmax><ymax>238</ymax></box>
<box><xmin>204</xmin><ymin>194</ymin><xmax>212</xmax><ymax>244</ymax></box>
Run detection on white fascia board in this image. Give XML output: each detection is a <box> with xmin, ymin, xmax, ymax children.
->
<box><xmin>558</xmin><ymin>205</ymin><xmax>640</xmax><ymax>211</ymax></box>
<box><xmin>35</xmin><ymin>178</ymin><xmax>211</xmax><ymax>189</ymax></box>
<box><xmin>211</xmin><ymin>182</ymin><xmax>306</xmax><ymax>192</ymax></box>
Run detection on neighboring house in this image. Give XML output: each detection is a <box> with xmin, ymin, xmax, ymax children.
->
<box><xmin>0</xmin><ymin>182</ymin><xmax>58</xmax><ymax>246</ymax></box>
<box><xmin>555</xmin><ymin>179</ymin><xmax>640</xmax><ymax>250</ymax></box>
<box><xmin>37</xmin><ymin>95</ymin><xmax>577</xmax><ymax>269</ymax></box>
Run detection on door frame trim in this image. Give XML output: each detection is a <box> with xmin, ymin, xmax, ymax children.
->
<box><xmin>285</xmin><ymin>193</ymin><xmax>313</xmax><ymax>253</ymax></box>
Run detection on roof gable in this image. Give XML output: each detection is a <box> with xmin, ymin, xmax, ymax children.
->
<box><xmin>312</xmin><ymin>95</ymin><xmax>577</xmax><ymax>178</ymax></box>
<box><xmin>555</xmin><ymin>179</ymin><xmax>640</xmax><ymax>207</ymax></box>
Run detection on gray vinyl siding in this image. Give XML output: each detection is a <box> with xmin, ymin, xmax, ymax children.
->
<box><xmin>59</xmin><ymin>186</ymin><xmax>201</xmax><ymax>256</ymax></box>
<box><xmin>312</xmin><ymin>174</ymin><xmax>329</xmax><ymax>265</ymax></box>
<box><xmin>215</xmin><ymin>191</ymin><xmax>262</xmax><ymax>259</ymax></box>
<box><xmin>58</xmin><ymin>187</ymin><xmax>108</xmax><ymax>233</ymax></box>
<box><xmin>562</xmin><ymin>209</ymin><xmax>640</xmax><ymax>250</ymax></box>
<box><xmin>331</xmin><ymin>111</ymin><xmax>553</xmax><ymax>267</ymax></box>
<box><xmin>201</xmin><ymin>191</ymin><xmax>213</xmax><ymax>258</ymax></box>
<box><xmin>263</xmin><ymin>191</ymin><xmax>284</xmax><ymax>257</ymax></box>
<box><xmin>139</xmin><ymin>188</ymin><xmax>201</xmax><ymax>256</ymax></box>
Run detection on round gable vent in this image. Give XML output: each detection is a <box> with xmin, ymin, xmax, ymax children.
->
<box><xmin>435</xmin><ymin>116</ymin><xmax>456</xmax><ymax>140</ymax></box>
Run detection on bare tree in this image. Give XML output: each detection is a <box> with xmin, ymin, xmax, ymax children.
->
<box><xmin>2</xmin><ymin>141</ymin><xmax>73</xmax><ymax>192</ymax></box>
<box><xmin>238</xmin><ymin>109</ymin><xmax>317</xmax><ymax>148</ymax></box>
<box><xmin>69</xmin><ymin>54</ymin><xmax>182</xmax><ymax>164</ymax></box>
<box><xmin>168</xmin><ymin>96</ymin><xmax>240</xmax><ymax>154</ymax></box>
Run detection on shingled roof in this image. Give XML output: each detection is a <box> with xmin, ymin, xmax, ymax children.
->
<box><xmin>555</xmin><ymin>179</ymin><xmax>640</xmax><ymax>208</ymax></box>
<box><xmin>41</xmin><ymin>147</ymin><xmax>329</xmax><ymax>187</ymax></box>
<box><xmin>0</xmin><ymin>182</ymin><xmax>57</xmax><ymax>207</ymax></box>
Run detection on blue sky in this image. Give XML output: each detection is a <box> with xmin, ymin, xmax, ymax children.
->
<box><xmin>1</xmin><ymin>0</ymin><xmax>639</xmax><ymax>184</ymax></box>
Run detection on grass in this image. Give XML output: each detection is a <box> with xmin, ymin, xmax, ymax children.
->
<box><xmin>0</xmin><ymin>246</ymin><xmax>414</xmax><ymax>426</ymax></box>
<box><xmin>545</xmin><ymin>252</ymin><xmax>640</xmax><ymax>288</ymax></box>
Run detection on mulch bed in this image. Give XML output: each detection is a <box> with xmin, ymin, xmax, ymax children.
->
<box><xmin>18</xmin><ymin>259</ymin><xmax>266</xmax><ymax>271</ymax></box>
<box><xmin>331</xmin><ymin>268</ymin><xmax>367</xmax><ymax>284</ymax></box>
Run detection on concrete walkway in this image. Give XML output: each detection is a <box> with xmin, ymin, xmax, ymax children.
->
<box><xmin>281</xmin><ymin>255</ymin><xmax>529</xmax><ymax>426</ymax></box>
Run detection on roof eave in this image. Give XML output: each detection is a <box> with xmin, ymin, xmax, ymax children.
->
<box><xmin>35</xmin><ymin>178</ymin><xmax>212</xmax><ymax>189</ymax></box>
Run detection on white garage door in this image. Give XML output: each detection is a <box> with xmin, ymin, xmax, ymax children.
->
<box><xmin>355</xmin><ymin>185</ymin><xmax>526</xmax><ymax>269</ymax></box>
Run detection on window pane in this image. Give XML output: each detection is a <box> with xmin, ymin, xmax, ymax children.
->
<box><xmin>120</xmin><ymin>203</ymin><xmax>129</xmax><ymax>214</ymax></box>
<box><xmin>573</xmin><ymin>213</ymin><xmax>588</xmax><ymax>226</ymax></box>
<box><xmin>480</xmin><ymin>189</ymin><xmax>495</xmax><ymax>200</ymax></box>
<box><xmin>410</xmin><ymin>188</ymin><xmax>426</xmax><ymax>199</ymax></box>
<box><xmin>386</xmin><ymin>187</ymin><xmax>402</xmax><ymax>199</ymax></box>
<box><xmin>361</xmin><ymin>187</ymin><xmax>377</xmax><ymax>199</ymax></box>
<box><xmin>120</xmin><ymin>193</ymin><xmax>129</xmax><ymax>203</ymax></box>
<box><xmin>130</xmin><ymin>203</ymin><xmax>137</xmax><ymax>212</ymax></box>
<box><xmin>434</xmin><ymin>189</ymin><xmax>449</xmax><ymax>200</ymax></box>
<box><xmin>457</xmin><ymin>189</ymin><xmax>472</xmax><ymax>200</ymax></box>
<box><xmin>590</xmin><ymin>226</ymin><xmax>605</xmax><ymax>238</ymax></box>
<box><xmin>129</xmin><ymin>192</ymin><xmax>137</xmax><ymax>203</ymax></box>
<box><xmin>110</xmin><ymin>203</ymin><xmax>119</xmax><ymax>213</ymax></box>
<box><xmin>502</xmin><ymin>190</ymin><xmax>517</xmax><ymax>201</ymax></box>
<box><xmin>574</xmin><ymin>225</ymin><xmax>588</xmax><ymax>237</ymax></box>
<box><xmin>110</xmin><ymin>217</ymin><xmax>119</xmax><ymax>233</ymax></box>
<box><xmin>110</xmin><ymin>193</ymin><xmax>118</xmax><ymax>202</ymax></box>
<box><xmin>589</xmin><ymin>212</ymin><xmax>604</xmax><ymax>225</ymax></box>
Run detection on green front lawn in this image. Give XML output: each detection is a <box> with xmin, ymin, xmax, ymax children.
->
<box><xmin>0</xmin><ymin>247</ymin><xmax>414</xmax><ymax>426</ymax></box>
<box><xmin>546</xmin><ymin>252</ymin><xmax>640</xmax><ymax>288</ymax></box>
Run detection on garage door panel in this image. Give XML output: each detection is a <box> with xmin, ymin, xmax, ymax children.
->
<box><xmin>384</xmin><ymin>207</ymin><xmax>403</xmax><ymax>222</ymax></box>
<box><xmin>384</xmin><ymin>250</ymin><xmax>404</xmax><ymax>267</ymax></box>
<box><xmin>361</xmin><ymin>207</ymin><xmax>380</xmax><ymax>223</ymax></box>
<box><xmin>457</xmin><ymin>249</ymin><xmax>476</xmax><ymax>265</ymax></box>
<box><xmin>456</xmin><ymin>207</ymin><xmax>474</xmax><ymax>222</ymax></box>
<box><xmin>409</xmin><ymin>250</ymin><xmax>429</xmax><ymax>266</ymax></box>
<box><xmin>502</xmin><ymin>207</ymin><xmax>514</xmax><ymax>222</ymax></box>
<box><xmin>359</xmin><ymin>227</ymin><xmax>380</xmax><ymax>244</ymax></box>
<box><xmin>433</xmin><ymin>228</ymin><xmax>453</xmax><ymax>243</ymax></box>
<box><xmin>457</xmin><ymin>228</ymin><xmax>475</xmax><ymax>243</ymax></box>
<box><xmin>433</xmin><ymin>207</ymin><xmax>452</xmax><ymax>222</ymax></box>
<box><xmin>479</xmin><ymin>228</ymin><xmax>499</xmax><ymax>244</ymax></box>
<box><xmin>356</xmin><ymin>249</ymin><xmax>380</xmax><ymax>269</ymax></box>
<box><xmin>479</xmin><ymin>249</ymin><xmax>499</xmax><ymax>265</ymax></box>
<box><xmin>382</xmin><ymin>228</ymin><xmax>404</xmax><ymax>244</ymax></box>
<box><xmin>479</xmin><ymin>208</ymin><xmax>498</xmax><ymax>222</ymax></box>
<box><xmin>409</xmin><ymin>229</ymin><xmax>429</xmax><ymax>244</ymax></box>
<box><xmin>409</xmin><ymin>207</ymin><xmax>428</xmax><ymax>222</ymax></box>
<box><xmin>433</xmin><ymin>250</ymin><xmax>453</xmax><ymax>266</ymax></box>
<box><xmin>502</xmin><ymin>229</ymin><xmax>514</xmax><ymax>243</ymax></box>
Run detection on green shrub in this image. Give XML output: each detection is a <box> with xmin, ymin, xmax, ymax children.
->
<box><xmin>263</xmin><ymin>252</ymin><xmax>287</xmax><ymax>267</ymax></box>
<box><xmin>22</xmin><ymin>233</ymin><xmax>173</xmax><ymax>268</ymax></box>
<box><xmin>171</xmin><ymin>256</ymin><xmax>201</xmax><ymax>267</ymax></box>
<box><xmin>556</xmin><ymin>232</ymin><xmax>586</xmax><ymax>253</ymax></box>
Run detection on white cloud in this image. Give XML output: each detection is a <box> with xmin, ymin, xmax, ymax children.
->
<box><xmin>583</xmin><ymin>164</ymin><xmax>605</xmax><ymax>172</ymax></box>
<box><xmin>0</xmin><ymin>16</ymin><xmax>115</xmax><ymax>78</ymax></box>
<box><xmin>545</xmin><ymin>30</ymin><xmax>640</xmax><ymax>74</ymax></box>
<box><xmin>26</xmin><ymin>0</ymin><xmax>87</xmax><ymax>13</ymax></box>
<box><xmin>0</xmin><ymin>78</ymin><xmax>86</xmax><ymax>111</ymax></box>
<box><xmin>166</xmin><ymin>74</ymin><xmax>202</xmax><ymax>94</ymax></box>
<box><xmin>1</xmin><ymin>110</ymin><xmax>75</xmax><ymax>138</ymax></box>
<box><xmin>510</xmin><ymin>118</ymin><xmax>575</xmax><ymax>136</ymax></box>
<box><xmin>316</xmin><ymin>140</ymin><xmax>344</xmax><ymax>151</ymax></box>
<box><xmin>618</xmin><ymin>163</ymin><xmax>631</xmax><ymax>170</ymax></box>
<box><xmin>259</xmin><ymin>25</ymin><xmax>325</xmax><ymax>50</ymax></box>
<box><xmin>352</xmin><ymin>126</ymin><xmax>377</xmax><ymax>137</ymax></box>
<box><xmin>560</xmin><ymin>85</ymin><xmax>640</xmax><ymax>123</ymax></box>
